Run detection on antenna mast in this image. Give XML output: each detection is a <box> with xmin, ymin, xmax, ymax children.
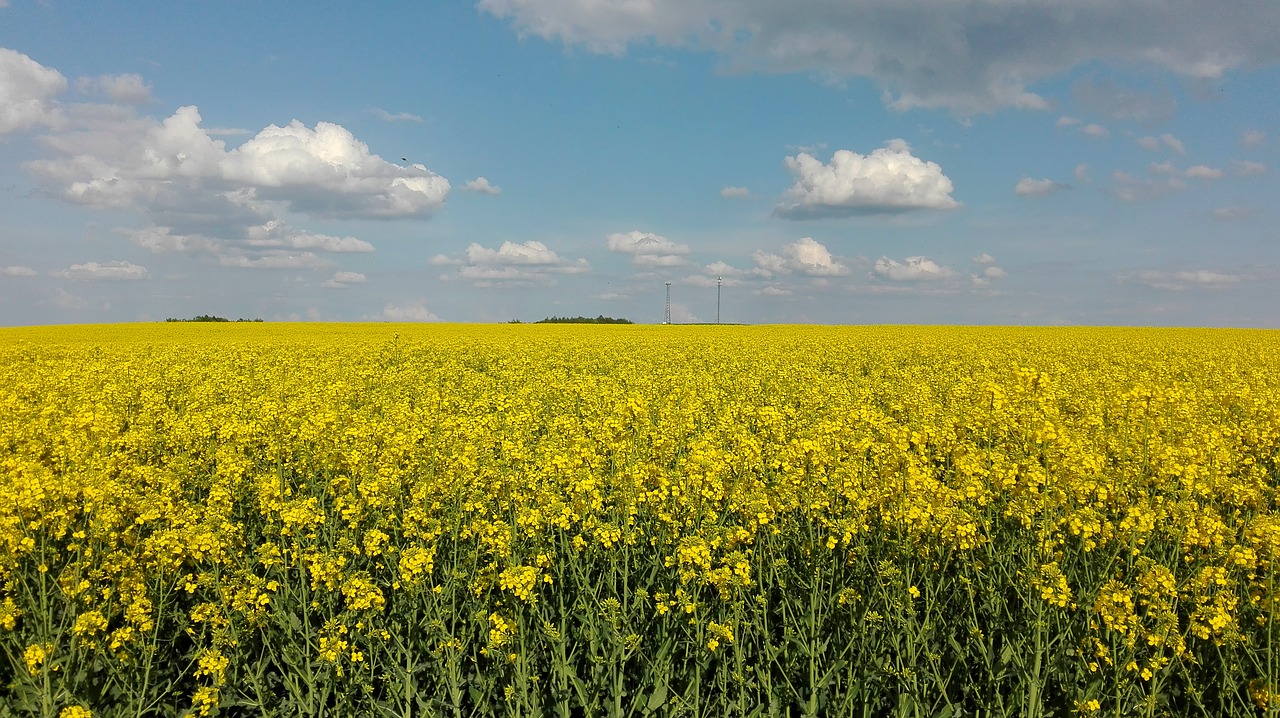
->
<box><xmin>664</xmin><ymin>282</ymin><xmax>672</xmax><ymax>324</ymax></box>
<box><xmin>716</xmin><ymin>276</ymin><xmax>722</xmax><ymax>324</ymax></box>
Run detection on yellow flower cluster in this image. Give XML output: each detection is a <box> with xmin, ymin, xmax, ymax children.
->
<box><xmin>23</xmin><ymin>642</ymin><xmax>53</xmax><ymax>676</ymax></box>
<box><xmin>705</xmin><ymin>620</ymin><xmax>734</xmax><ymax>652</ymax></box>
<box><xmin>1033</xmin><ymin>562</ymin><xmax>1073</xmax><ymax>608</ymax></box>
<box><xmin>498</xmin><ymin>565</ymin><xmax>543</xmax><ymax>603</ymax></box>
<box><xmin>488</xmin><ymin>612</ymin><xmax>516</xmax><ymax>649</ymax></box>
<box><xmin>0</xmin><ymin>323</ymin><xmax>1276</xmax><ymax>714</ymax></box>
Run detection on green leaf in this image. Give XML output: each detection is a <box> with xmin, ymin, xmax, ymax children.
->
<box><xmin>646</xmin><ymin>681</ymin><xmax>668</xmax><ymax>712</ymax></box>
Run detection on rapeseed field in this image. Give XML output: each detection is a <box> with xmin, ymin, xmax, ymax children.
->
<box><xmin>0</xmin><ymin>324</ymin><xmax>1276</xmax><ymax>717</ymax></box>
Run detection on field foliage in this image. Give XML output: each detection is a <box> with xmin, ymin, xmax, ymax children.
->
<box><xmin>0</xmin><ymin>324</ymin><xmax>1277</xmax><ymax>717</ymax></box>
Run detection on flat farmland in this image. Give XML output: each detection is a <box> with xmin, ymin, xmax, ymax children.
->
<box><xmin>1</xmin><ymin>324</ymin><xmax>1277</xmax><ymax>717</ymax></box>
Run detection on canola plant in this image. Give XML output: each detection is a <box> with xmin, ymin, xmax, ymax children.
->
<box><xmin>0</xmin><ymin>323</ymin><xmax>1276</xmax><ymax>717</ymax></box>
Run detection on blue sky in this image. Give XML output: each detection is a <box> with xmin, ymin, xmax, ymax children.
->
<box><xmin>0</xmin><ymin>1</ymin><xmax>1276</xmax><ymax>326</ymax></box>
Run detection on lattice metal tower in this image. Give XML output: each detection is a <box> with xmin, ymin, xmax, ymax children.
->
<box><xmin>664</xmin><ymin>282</ymin><xmax>672</xmax><ymax>324</ymax></box>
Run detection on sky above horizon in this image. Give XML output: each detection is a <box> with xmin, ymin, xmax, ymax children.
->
<box><xmin>1</xmin><ymin>1</ymin><xmax>1277</xmax><ymax>326</ymax></box>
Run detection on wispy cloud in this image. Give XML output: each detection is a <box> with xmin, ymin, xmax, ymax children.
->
<box><xmin>483</xmin><ymin>0</ymin><xmax>1280</xmax><ymax>114</ymax></box>
<box><xmin>1212</xmin><ymin>206</ymin><xmax>1257</xmax><ymax>221</ymax></box>
<box><xmin>1136</xmin><ymin>134</ymin><xmax>1185</xmax><ymax>154</ymax></box>
<box><xmin>1119</xmin><ymin>269</ymin><xmax>1244</xmax><ymax>290</ymax></box>
<box><xmin>51</xmin><ymin>260</ymin><xmax>149</xmax><ymax>280</ymax></box>
<box><xmin>1081</xmin><ymin>123</ymin><xmax>1110</xmax><ymax>139</ymax></box>
<box><xmin>369</xmin><ymin>107</ymin><xmax>423</xmax><ymax>122</ymax></box>
<box><xmin>1014</xmin><ymin>177</ymin><xmax>1066</xmax><ymax>197</ymax></box>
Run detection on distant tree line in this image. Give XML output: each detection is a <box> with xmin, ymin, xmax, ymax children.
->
<box><xmin>513</xmin><ymin>315</ymin><xmax>634</xmax><ymax>324</ymax></box>
<box><xmin>165</xmin><ymin>315</ymin><xmax>264</xmax><ymax>323</ymax></box>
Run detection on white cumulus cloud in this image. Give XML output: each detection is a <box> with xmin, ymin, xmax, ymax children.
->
<box><xmin>873</xmin><ymin>256</ymin><xmax>954</xmax><ymax>282</ymax></box>
<box><xmin>464</xmin><ymin>177</ymin><xmax>502</xmax><ymax>194</ymax></box>
<box><xmin>378</xmin><ymin>301</ymin><xmax>441</xmax><ymax>322</ymax></box>
<box><xmin>0</xmin><ymin>47</ymin><xmax>66</xmax><ymax>134</ymax></box>
<box><xmin>222</xmin><ymin>116</ymin><xmax>450</xmax><ymax>217</ymax></box>
<box><xmin>704</xmin><ymin>260</ymin><xmax>755</xmax><ymax>278</ymax></box>
<box><xmin>753</xmin><ymin>237</ymin><xmax>848</xmax><ymax>277</ymax></box>
<box><xmin>24</xmin><ymin>104</ymin><xmax>451</xmax><ymax>222</ymax></box>
<box><xmin>1183</xmin><ymin>165</ymin><xmax>1224</xmax><ymax>179</ymax></box>
<box><xmin>440</xmin><ymin>240</ymin><xmax>590</xmax><ymax>285</ymax></box>
<box><xmin>76</xmin><ymin>73</ymin><xmax>152</xmax><ymax>104</ymax></box>
<box><xmin>322</xmin><ymin>271</ymin><xmax>367</xmax><ymax>288</ymax></box>
<box><xmin>466</xmin><ymin>240</ymin><xmax>575</xmax><ymax>267</ymax></box>
<box><xmin>775</xmin><ymin>141</ymin><xmax>959</xmax><ymax>218</ymax></box>
<box><xmin>1</xmin><ymin>265</ymin><xmax>38</xmax><ymax>277</ymax></box>
<box><xmin>607</xmin><ymin>230</ymin><xmax>689</xmax><ymax>256</ymax></box>
<box><xmin>606</xmin><ymin>230</ymin><xmax>691</xmax><ymax>267</ymax></box>
<box><xmin>12</xmin><ymin>60</ymin><xmax>454</xmax><ymax>284</ymax></box>
<box><xmin>720</xmin><ymin>185</ymin><xmax>750</xmax><ymax>198</ymax></box>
